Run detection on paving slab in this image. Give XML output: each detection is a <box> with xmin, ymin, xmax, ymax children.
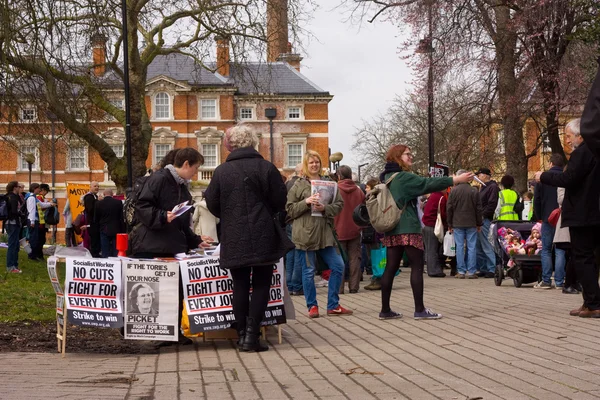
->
<box><xmin>1</xmin><ymin>275</ymin><xmax>598</xmax><ymax>399</ymax></box>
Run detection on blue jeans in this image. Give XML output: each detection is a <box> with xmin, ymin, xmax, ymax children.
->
<box><xmin>6</xmin><ymin>223</ymin><xmax>20</xmax><ymax>269</ymax></box>
<box><xmin>297</xmin><ymin>246</ymin><xmax>344</xmax><ymax>310</ymax></box>
<box><xmin>476</xmin><ymin>218</ymin><xmax>495</xmax><ymax>273</ymax></box>
<box><xmin>454</xmin><ymin>227</ymin><xmax>478</xmax><ymax>275</ymax></box>
<box><xmin>100</xmin><ymin>232</ymin><xmax>117</xmax><ymax>258</ymax></box>
<box><xmin>541</xmin><ymin>222</ymin><xmax>565</xmax><ymax>285</ymax></box>
<box><xmin>27</xmin><ymin>220</ymin><xmax>40</xmax><ymax>260</ymax></box>
<box><xmin>285</xmin><ymin>225</ymin><xmax>302</xmax><ymax>292</ymax></box>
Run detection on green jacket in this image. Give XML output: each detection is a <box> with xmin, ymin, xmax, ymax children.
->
<box><xmin>384</xmin><ymin>171</ymin><xmax>454</xmax><ymax>235</ymax></box>
<box><xmin>286</xmin><ymin>177</ymin><xmax>344</xmax><ymax>251</ymax></box>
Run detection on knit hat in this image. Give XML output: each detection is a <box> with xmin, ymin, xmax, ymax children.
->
<box><xmin>531</xmin><ymin>222</ymin><xmax>541</xmax><ymax>233</ymax></box>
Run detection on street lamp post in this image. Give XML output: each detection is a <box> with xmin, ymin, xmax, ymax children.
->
<box><xmin>416</xmin><ymin>0</ymin><xmax>435</xmax><ymax>173</ymax></box>
<box><xmin>358</xmin><ymin>163</ymin><xmax>369</xmax><ymax>183</ymax></box>
<box><xmin>47</xmin><ymin>111</ymin><xmax>58</xmax><ymax>244</ymax></box>
<box><xmin>265</xmin><ymin>108</ymin><xmax>277</xmax><ymax>163</ymax></box>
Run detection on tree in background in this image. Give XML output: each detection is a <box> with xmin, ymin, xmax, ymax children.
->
<box><xmin>343</xmin><ymin>0</ymin><xmax>599</xmax><ymax>191</ymax></box>
<box><xmin>0</xmin><ymin>0</ymin><xmax>313</xmax><ymax>192</ymax></box>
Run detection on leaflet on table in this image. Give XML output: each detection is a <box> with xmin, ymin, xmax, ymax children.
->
<box><xmin>180</xmin><ymin>257</ymin><xmax>286</xmax><ymax>333</ymax></box>
<box><xmin>64</xmin><ymin>257</ymin><xmax>123</xmax><ymax>328</ymax></box>
<box><xmin>123</xmin><ymin>260</ymin><xmax>180</xmax><ymax>341</ymax></box>
<box><xmin>310</xmin><ymin>180</ymin><xmax>337</xmax><ymax>217</ymax></box>
<box><xmin>171</xmin><ymin>201</ymin><xmax>193</xmax><ymax>218</ymax></box>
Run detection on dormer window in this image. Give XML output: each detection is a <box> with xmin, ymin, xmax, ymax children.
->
<box><xmin>154</xmin><ymin>92</ymin><xmax>170</xmax><ymax>119</ymax></box>
<box><xmin>21</xmin><ymin>107</ymin><xmax>37</xmax><ymax>122</ymax></box>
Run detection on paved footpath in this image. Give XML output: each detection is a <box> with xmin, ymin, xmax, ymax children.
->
<box><xmin>2</xmin><ymin>274</ymin><xmax>600</xmax><ymax>400</ymax></box>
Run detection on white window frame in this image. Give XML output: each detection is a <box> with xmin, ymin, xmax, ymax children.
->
<box><xmin>239</xmin><ymin>106</ymin><xmax>255</xmax><ymax>121</ymax></box>
<box><xmin>199</xmin><ymin>98</ymin><xmax>219</xmax><ymax>120</ymax></box>
<box><xmin>497</xmin><ymin>129</ymin><xmax>505</xmax><ymax>155</ymax></box>
<box><xmin>286</xmin><ymin>106</ymin><xmax>304</xmax><ymax>120</ymax></box>
<box><xmin>286</xmin><ymin>143</ymin><xmax>304</xmax><ymax>168</ymax></box>
<box><xmin>153</xmin><ymin>143</ymin><xmax>172</xmax><ymax>166</ymax></box>
<box><xmin>67</xmin><ymin>145</ymin><xmax>89</xmax><ymax>171</ymax></box>
<box><xmin>18</xmin><ymin>144</ymin><xmax>40</xmax><ymax>171</ymax></box>
<box><xmin>542</xmin><ymin>133</ymin><xmax>552</xmax><ymax>153</ymax></box>
<box><xmin>20</xmin><ymin>106</ymin><xmax>37</xmax><ymax>123</ymax></box>
<box><xmin>154</xmin><ymin>92</ymin><xmax>172</xmax><ymax>120</ymax></box>
<box><xmin>282</xmin><ymin>133</ymin><xmax>308</xmax><ymax>169</ymax></box>
<box><xmin>110</xmin><ymin>144</ymin><xmax>124</xmax><ymax>158</ymax></box>
<box><xmin>201</xmin><ymin>143</ymin><xmax>219</xmax><ymax>168</ymax></box>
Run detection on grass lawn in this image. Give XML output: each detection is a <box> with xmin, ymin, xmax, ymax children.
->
<box><xmin>0</xmin><ymin>248</ymin><xmax>58</xmax><ymax>322</ymax></box>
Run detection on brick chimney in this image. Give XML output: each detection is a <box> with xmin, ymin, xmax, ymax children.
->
<box><xmin>215</xmin><ymin>36</ymin><xmax>230</xmax><ymax>77</ymax></box>
<box><xmin>91</xmin><ymin>34</ymin><xmax>107</xmax><ymax>77</ymax></box>
<box><xmin>277</xmin><ymin>42</ymin><xmax>303</xmax><ymax>72</ymax></box>
<box><xmin>267</xmin><ymin>0</ymin><xmax>288</xmax><ymax>62</ymax></box>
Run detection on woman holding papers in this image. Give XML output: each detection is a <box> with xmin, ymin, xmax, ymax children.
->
<box><xmin>129</xmin><ymin>147</ymin><xmax>205</xmax><ymax>257</ymax></box>
<box><xmin>286</xmin><ymin>150</ymin><xmax>354</xmax><ymax>319</ymax></box>
<box><xmin>129</xmin><ymin>148</ymin><xmax>208</xmax><ymax>344</ymax></box>
<box><xmin>205</xmin><ymin>124</ymin><xmax>291</xmax><ymax>353</ymax></box>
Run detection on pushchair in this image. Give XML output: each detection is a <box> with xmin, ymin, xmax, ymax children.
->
<box><xmin>492</xmin><ymin>221</ymin><xmax>542</xmax><ymax>287</ymax></box>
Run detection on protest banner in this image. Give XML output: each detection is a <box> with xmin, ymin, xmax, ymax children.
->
<box><xmin>47</xmin><ymin>256</ymin><xmax>64</xmax><ymax>326</ymax></box>
<box><xmin>180</xmin><ymin>257</ymin><xmax>286</xmax><ymax>333</ymax></box>
<box><xmin>181</xmin><ymin>257</ymin><xmax>233</xmax><ymax>333</ymax></box>
<box><xmin>66</xmin><ymin>183</ymin><xmax>89</xmax><ymax>244</ymax></box>
<box><xmin>65</xmin><ymin>257</ymin><xmax>123</xmax><ymax>328</ymax></box>
<box><xmin>262</xmin><ymin>261</ymin><xmax>286</xmax><ymax>326</ymax></box>
<box><xmin>123</xmin><ymin>260</ymin><xmax>180</xmax><ymax>342</ymax></box>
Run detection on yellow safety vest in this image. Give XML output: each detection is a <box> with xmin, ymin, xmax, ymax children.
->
<box><xmin>498</xmin><ymin>189</ymin><xmax>518</xmax><ymax>221</ymax></box>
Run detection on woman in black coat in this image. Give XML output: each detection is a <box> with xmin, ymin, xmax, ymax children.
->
<box><xmin>204</xmin><ymin>124</ymin><xmax>291</xmax><ymax>352</ymax></box>
<box><xmin>130</xmin><ymin>147</ymin><xmax>208</xmax><ymax>343</ymax></box>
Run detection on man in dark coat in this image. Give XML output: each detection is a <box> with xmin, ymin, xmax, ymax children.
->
<box><xmin>475</xmin><ymin>167</ymin><xmax>499</xmax><ymax>277</ymax></box>
<box><xmin>95</xmin><ymin>188</ymin><xmax>125</xmax><ymax>257</ymax></box>
<box><xmin>581</xmin><ymin>57</ymin><xmax>600</xmax><ymax>159</ymax></box>
<box><xmin>533</xmin><ymin>154</ymin><xmax>566</xmax><ymax>289</ymax></box>
<box><xmin>535</xmin><ymin>118</ymin><xmax>600</xmax><ymax>318</ymax></box>
<box><xmin>83</xmin><ymin>181</ymin><xmax>101</xmax><ymax>257</ymax></box>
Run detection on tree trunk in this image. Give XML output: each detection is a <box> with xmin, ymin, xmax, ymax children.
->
<box><xmin>495</xmin><ymin>5</ymin><xmax>528</xmax><ymax>193</ymax></box>
<box><xmin>543</xmin><ymin>85</ymin><xmax>566</xmax><ymax>163</ymax></box>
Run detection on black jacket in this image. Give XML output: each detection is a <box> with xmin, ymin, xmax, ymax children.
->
<box><xmin>581</xmin><ymin>58</ymin><xmax>600</xmax><ymax>159</ymax></box>
<box><xmin>540</xmin><ymin>142</ymin><xmax>600</xmax><ymax>227</ymax></box>
<box><xmin>83</xmin><ymin>192</ymin><xmax>98</xmax><ymax>224</ymax></box>
<box><xmin>7</xmin><ymin>192</ymin><xmax>21</xmax><ymax>225</ymax></box>
<box><xmin>130</xmin><ymin>168</ymin><xmax>201</xmax><ymax>256</ymax></box>
<box><xmin>447</xmin><ymin>183</ymin><xmax>483</xmax><ymax>228</ymax></box>
<box><xmin>534</xmin><ymin>165</ymin><xmax>562</xmax><ymax>223</ymax></box>
<box><xmin>478</xmin><ymin>180</ymin><xmax>499</xmax><ymax>220</ymax></box>
<box><xmin>95</xmin><ymin>196</ymin><xmax>125</xmax><ymax>236</ymax></box>
<box><xmin>204</xmin><ymin>147</ymin><xmax>289</xmax><ymax>269</ymax></box>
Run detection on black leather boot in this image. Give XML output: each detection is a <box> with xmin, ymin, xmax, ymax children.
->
<box><xmin>241</xmin><ymin>317</ymin><xmax>268</xmax><ymax>352</ymax></box>
<box><xmin>233</xmin><ymin>321</ymin><xmax>245</xmax><ymax>349</ymax></box>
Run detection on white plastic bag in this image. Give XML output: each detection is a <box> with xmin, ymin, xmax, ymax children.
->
<box><xmin>443</xmin><ymin>232</ymin><xmax>456</xmax><ymax>257</ymax></box>
<box><xmin>434</xmin><ymin>198</ymin><xmax>444</xmax><ymax>243</ymax></box>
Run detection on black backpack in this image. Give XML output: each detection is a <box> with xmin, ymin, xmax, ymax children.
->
<box><xmin>44</xmin><ymin>206</ymin><xmax>60</xmax><ymax>225</ymax></box>
<box><xmin>0</xmin><ymin>195</ymin><xmax>8</xmax><ymax>221</ymax></box>
<box><xmin>124</xmin><ymin>176</ymin><xmax>148</xmax><ymax>228</ymax></box>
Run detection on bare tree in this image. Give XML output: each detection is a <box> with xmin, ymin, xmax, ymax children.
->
<box><xmin>341</xmin><ymin>0</ymin><xmax>598</xmax><ymax>191</ymax></box>
<box><xmin>354</xmin><ymin>80</ymin><xmax>504</xmax><ymax>180</ymax></box>
<box><xmin>0</xmin><ymin>0</ymin><xmax>313</xmax><ymax>191</ymax></box>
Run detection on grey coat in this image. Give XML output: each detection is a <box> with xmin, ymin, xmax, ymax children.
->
<box><xmin>553</xmin><ymin>188</ymin><xmax>570</xmax><ymax>244</ymax></box>
<box><xmin>447</xmin><ymin>183</ymin><xmax>483</xmax><ymax>228</ymax></box>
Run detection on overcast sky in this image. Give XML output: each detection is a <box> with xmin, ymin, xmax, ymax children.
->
<box><xmin>299</xmin><ymin>5</ymin><xmax>414</xmax><ymax>172</ymax></box>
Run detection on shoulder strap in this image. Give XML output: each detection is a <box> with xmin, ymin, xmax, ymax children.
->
<box><xmin>384</xmin><ymin>172</ymin><xmax>400</xmax><ymax>185</ymax></box>
<box><xmin>437</xmin><ymin>197</ymin><xmax>443</xmax><ymax>214</ymax></box>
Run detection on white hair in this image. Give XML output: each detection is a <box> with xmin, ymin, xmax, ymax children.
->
<box><xmin>226</xmin><ymin>124</ymin><xmax>259</xmax><ymax>150</ymax></box>
<box><xmin>565</xmin><ymin>118</ymin><xmax>580</xmax><ymax>136</ymax></box>
<box><xmin>456</xmin><ymin>169</ymin><xmax>467</xmax><ymax>175</ymax></box>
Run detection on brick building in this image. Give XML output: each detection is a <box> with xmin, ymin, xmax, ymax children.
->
<box><xmin>0</xmin><ymin>0</ymin><xmax>332</xmax><ymax>240</ymax></box>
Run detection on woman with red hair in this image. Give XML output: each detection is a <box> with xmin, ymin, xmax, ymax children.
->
<box><xmin>378</xmin><ymin>145</ymin><xmax>472</xmax><ymax>320</ymax></box>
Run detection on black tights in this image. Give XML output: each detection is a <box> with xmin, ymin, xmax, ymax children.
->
<box><xmin>381</xmin><ymin>245</ymin><xmax>425</xmax><ymax>313</ymax></box>
<box><xmin>230</xmin><ymin>265</ymin><xmax>274</xmax><ymax>331</ymax></box>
